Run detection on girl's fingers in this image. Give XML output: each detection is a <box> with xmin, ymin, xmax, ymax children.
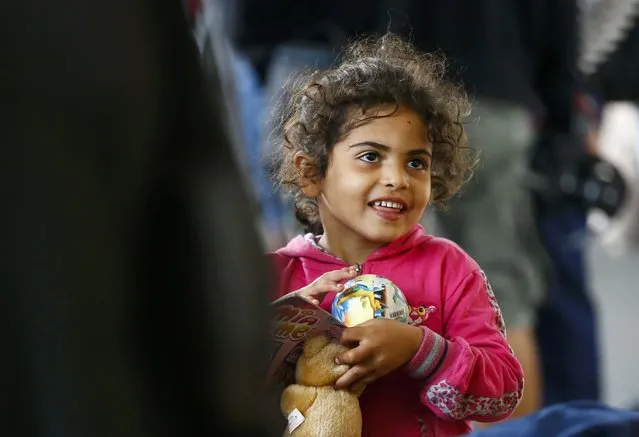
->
<box><xmin>339</xmin><ymin>325</ymin><xmax>366</xmax><ymax>347</ymax></box>
<box><xmin>336</xmin><ymin>334</ymin><xmax>373</xmax><ymax>366</ymax></box>
<box><xmin>299</xmin><ymin>267</ymin><xmax>360</xmax><ymax>303</ymax></box>
<box><xmin>323</xmin><ymin>267</ymin><xmax>359</xmax><ymax>283</ymax></box>
<box><xmin>334</xmin><ymin>364</ymin><xmax>374</xmax><ymax>391</ymax></box>
<box><xmin>317</xmin><ymin>282</ymin><xmax>345</xmax><ymax>293</ymax></box>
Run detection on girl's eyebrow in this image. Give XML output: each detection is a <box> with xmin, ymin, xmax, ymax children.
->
<box><xmin>407</xmin><ymin>148</ymin><xmax>432</xmax><ymax>158</ymax></box>
<box><xmin>349</xmin><ymin>141</ymin><xmax>432</xmax><ymax>157</ymax></box>
<box><xmin>349</xmin><ymin>141</ymin><xmax>391</xmax><ymax>151</ymax></box>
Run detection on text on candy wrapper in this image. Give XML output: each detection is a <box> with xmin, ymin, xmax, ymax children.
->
<box><xmin>272</xmin><ymin>306</ymin><xmax>320</xmax><ymax>341</ymax></box>
<box><xmin>389</xmin><ymin>309</ymin><xmax>406</xmax><ymax>319</ymax></box>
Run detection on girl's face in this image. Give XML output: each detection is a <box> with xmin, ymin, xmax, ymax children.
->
<box><xmin>307</xmin><ymin>105</ymin><xmax>432</xmax><ymax>248</ymax></box>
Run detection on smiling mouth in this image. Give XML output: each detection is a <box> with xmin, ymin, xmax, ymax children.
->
<box><xmin>369</xmin><ymin>200</ymin><xmax>405</xmax><ymax>210</ymax></box>
<box><xmin>367</xmin><ymin>200</ymin><xmax>408</xmax><ymax>221</ymax></box>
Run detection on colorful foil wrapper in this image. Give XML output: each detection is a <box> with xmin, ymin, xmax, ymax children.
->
<box><xmin>331</xmin><ymin>274</ymin><xmax>410</xmax><ymax>327</ymax></box>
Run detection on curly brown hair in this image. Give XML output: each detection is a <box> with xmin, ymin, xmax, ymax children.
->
<box><xmin>268</xmin><ymin>33</ymin><xmax>478</xmax><ymax>234</ymax></box>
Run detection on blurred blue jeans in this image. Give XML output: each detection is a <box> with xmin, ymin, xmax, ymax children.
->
<box><xmin>535</xmin><ymin>202</ymin><xmax>601</xmax><ymax>405</ymax></box>
<box><xmin>469</xmin><ymin>401</ymin><xmax>639</xmax><ymax>437</ymax></box>
<box><xmin>231</xmin><ymin>52</ymin><xmax>289</xmax><ymax>244</ymax></box>
<box><xmin>262</xmin><ymin>44</ymin><xmax>336</xmax><ymax>239</ymax></box>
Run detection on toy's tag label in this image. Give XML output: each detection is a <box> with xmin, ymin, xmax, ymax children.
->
<box><xmin>288</xmin><ymin>408</ymin><xmax>305</xmax><ymax>433</ymax></box>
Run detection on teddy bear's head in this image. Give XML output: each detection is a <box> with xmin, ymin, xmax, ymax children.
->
<box><xmin>296</xmin><ymin>335</ymin><xmax>350</xmax><ymax>387</ymax></box>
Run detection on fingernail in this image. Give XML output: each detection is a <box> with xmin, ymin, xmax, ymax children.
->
<box><xmin>334</xmin><ymin>357</ymin><xmax>341</xmax><ymax>365</ymax></box>
<box><xmin>336</xmin><ymin>283</ymin><xmax>343</xmax><ymax>289</ymax></box>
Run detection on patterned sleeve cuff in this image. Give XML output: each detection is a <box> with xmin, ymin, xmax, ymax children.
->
<box><xmin>404</xmin><ymin>326</ymin><xmax>448</xmax><ymax>380</ymax></box>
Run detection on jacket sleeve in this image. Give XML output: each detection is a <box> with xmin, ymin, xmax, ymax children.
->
<box><xmin>403</xmin><ymin>269</ymin><xmax>524</xmax><ymax>422</ymax></box>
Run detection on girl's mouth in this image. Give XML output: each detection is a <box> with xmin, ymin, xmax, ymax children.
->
<box><xmin>370</xmin><ymin>200</ymin><xmax>404</xmax><ymax>210</ymax></box>
<box><xmin>368</xmin><ymin>200</ymin><xmax>407</xmax><ymax>221</ymax></box>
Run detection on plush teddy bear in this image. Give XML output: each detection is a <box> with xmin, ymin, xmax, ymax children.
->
<box><xmin>280</xmin><ymin>335</ymin><xmax>363</xmax><ymax>437</ymax></box>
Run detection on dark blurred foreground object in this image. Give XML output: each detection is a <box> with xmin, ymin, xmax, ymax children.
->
<box><xmin>468</xmin><ymin>401</ymin><xmax>639</xmax><ymax>437</ymax></box>
<box><xmin>1</xmin><ymin>1</ymin><xmax>278</xmax><ymax>436</ymax></box>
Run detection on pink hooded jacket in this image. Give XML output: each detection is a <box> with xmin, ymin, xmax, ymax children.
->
<box><xmin>269</xmin><ymin>225</ymin><xmax>524</xmax><ymax>437</ymax></box>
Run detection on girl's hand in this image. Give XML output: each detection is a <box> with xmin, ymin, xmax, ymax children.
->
<box><xmin>334</xmin><ymin>319</ymin><xmax>424</xmax><ymax>393</ymax></box>
<box><xmin>291</xmin><ymin>266</ymin><xmax>358</xmax><ymax>305</ymax></box>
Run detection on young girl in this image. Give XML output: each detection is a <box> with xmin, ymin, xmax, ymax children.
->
<box><xmin>267</xmin><ymin>33</ymin><xmax>524</xmax><ymax>437</ymax></box>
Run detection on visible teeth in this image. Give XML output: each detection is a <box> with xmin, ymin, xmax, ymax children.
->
<box><xmin>374</xmin><ymin>200</ymin><xmax>404</xmax><ymax>210</ymax></box>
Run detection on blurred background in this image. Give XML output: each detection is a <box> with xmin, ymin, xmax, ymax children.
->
<box><xmin>3</xmin><ymin>0</ymin><xmax>639</xmax><ymax>435</ymax></box>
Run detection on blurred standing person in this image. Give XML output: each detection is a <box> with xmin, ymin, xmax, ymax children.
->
<box><xmin>383</xmin><ymin>0</ymin><xmax>581</xmax><ymax>418</ymax></box>
<box><xmin>533</xmin><ymin>0</ymin><xmax>639</xmax><ymax>408</ymax></box>
<box><xmin>531</xmin><ymin>0</ymin><xmax>639</xmax><ymax>407</ymax></box>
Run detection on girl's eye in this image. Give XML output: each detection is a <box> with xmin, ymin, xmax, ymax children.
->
<box><xmin>359</xmin><ymin>152</ymin><xmax>379</xmax><ymax>163</ymax></box>
<box><xmin>408</xmin><ymin>158</ymin><xmax>428</xmax><ymax>170</ymax></box>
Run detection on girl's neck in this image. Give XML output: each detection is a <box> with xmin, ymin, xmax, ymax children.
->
<box><xmin>317</xmin><ymin>231</ymin><xmax>383</xmax><ymax>266</ymax></box>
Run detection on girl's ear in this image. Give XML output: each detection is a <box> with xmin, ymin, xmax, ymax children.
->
<box><xmin>294</xmin><ymin>151</ymin><xmax>321</xmax><ymax>197</ymax></box>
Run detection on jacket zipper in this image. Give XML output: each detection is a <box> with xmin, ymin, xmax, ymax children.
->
<box><xmin>307</xmin><ymin>235</ymin><xmax>368</xmax><ymax>274</ymax></box>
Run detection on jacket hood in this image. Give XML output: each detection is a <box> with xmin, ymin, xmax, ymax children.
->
<box><xmin>274</xmin><ymin>225</ymin><xmax>432</xmax><ymax>266</ymax></box>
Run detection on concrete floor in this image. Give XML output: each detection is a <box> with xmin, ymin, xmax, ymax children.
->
<box><xmin>588</xmin><ymin>239</ymin><xmax>639</xmax><ymax>409</ymax></box>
